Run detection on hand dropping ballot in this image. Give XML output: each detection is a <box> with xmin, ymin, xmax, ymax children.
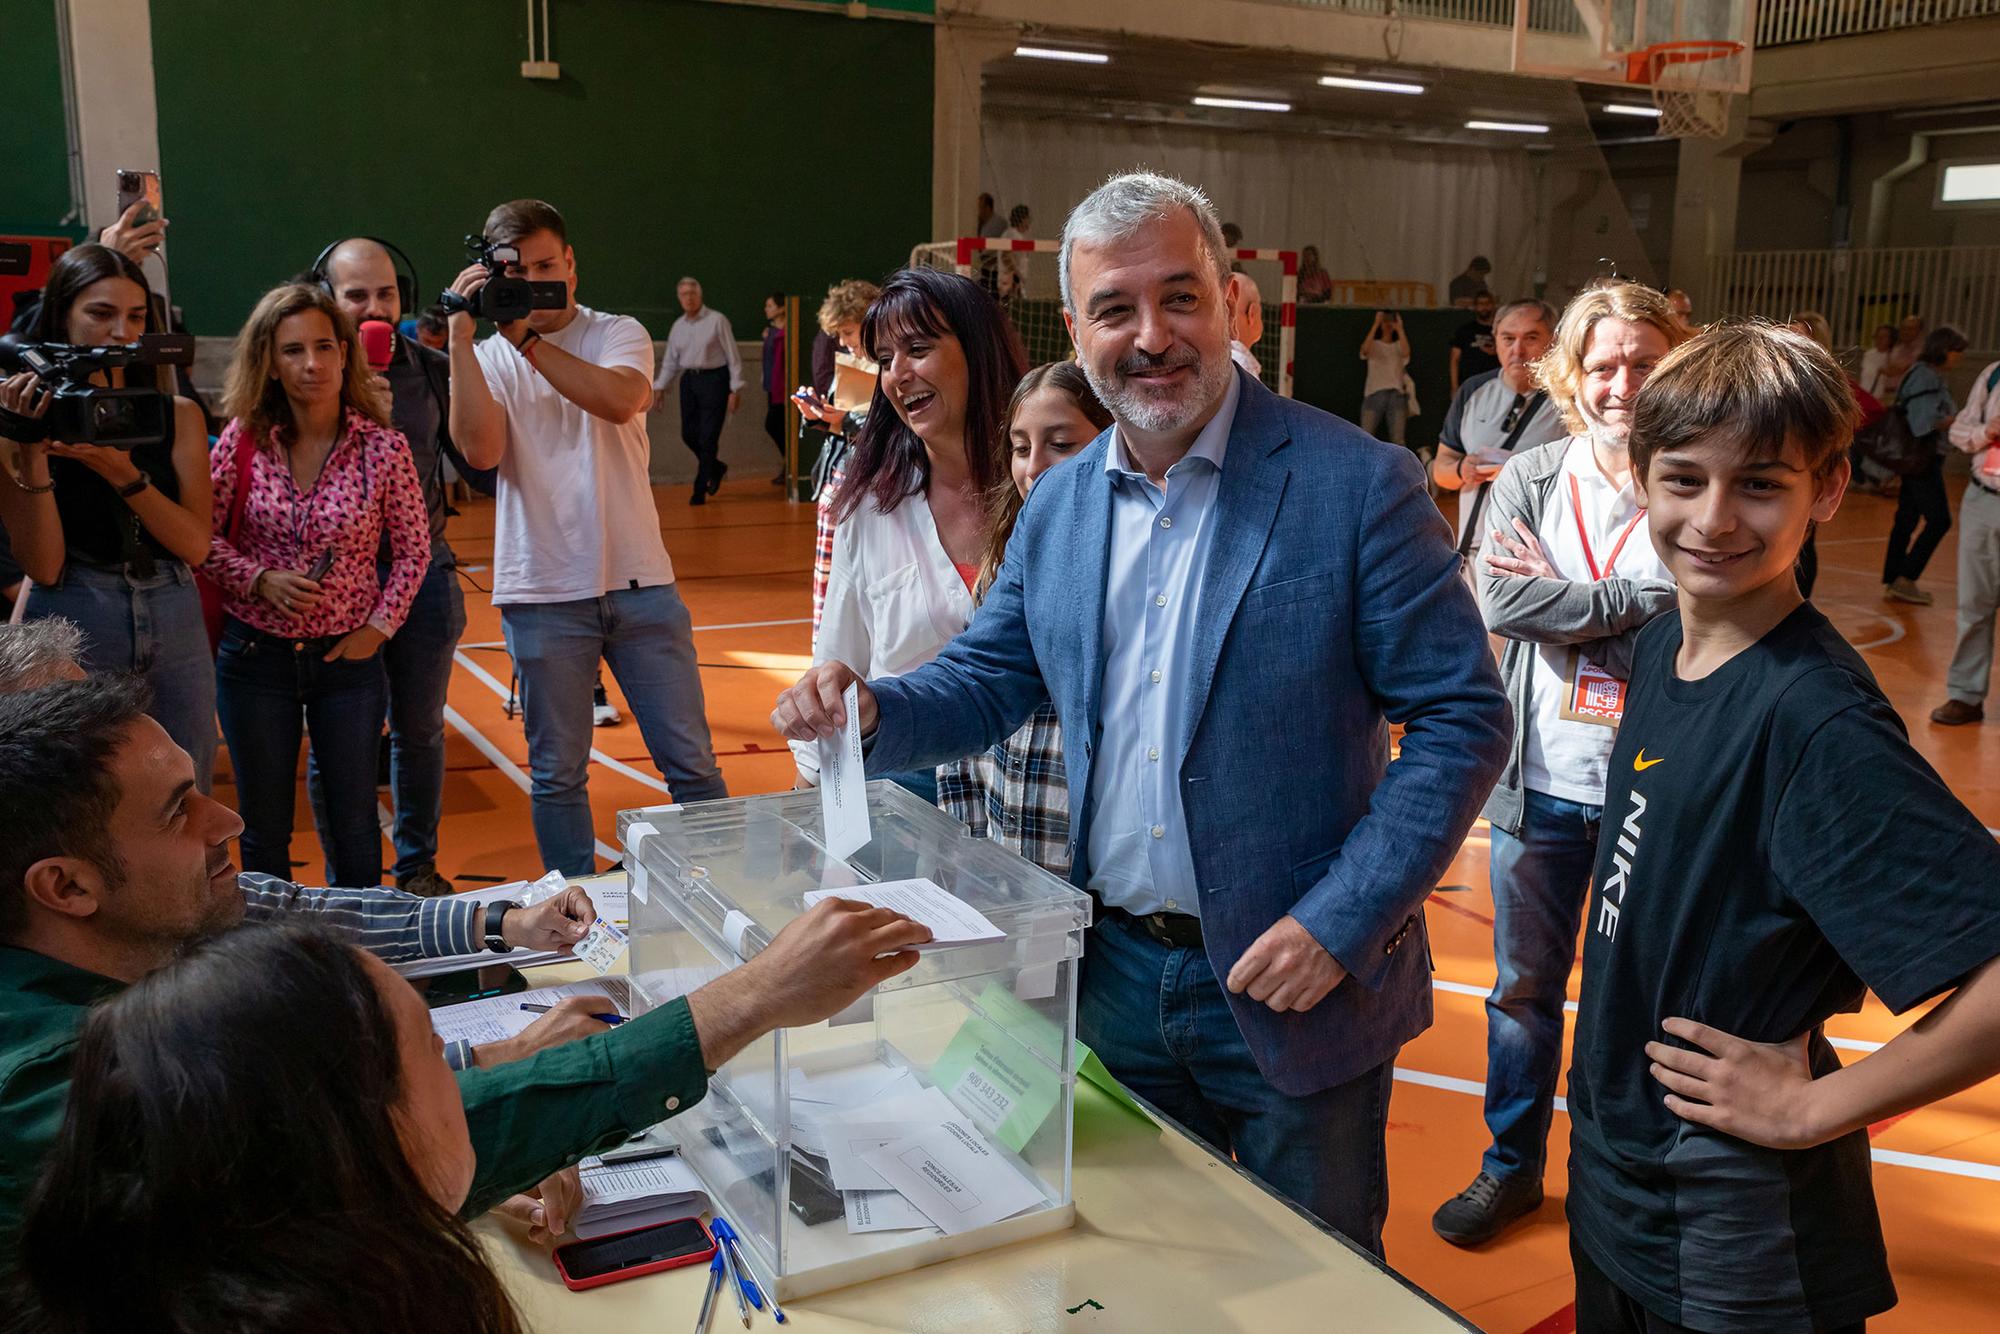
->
<box><xmin>802</xmin><ymin>878</ymin><xmax>1005</xmax><ymax>952</ymax></box>
<box><xmin>817</xmin><ymin>681</ymin><xmax>872</xmax><ymax>860</ymax></box>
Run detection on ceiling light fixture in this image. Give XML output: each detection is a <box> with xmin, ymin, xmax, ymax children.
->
<box><xmin>1318</xmin><ymin>75</ymin><xmax>1426</xmax><ymax>95</ymax></box>
<box><xmin>1466</xmin><ymin>119</ymin><xmax>1551</xmax><ymax>133</ymax></box>
<box><xmin>1194</xmin><ymin>96</ymin><xmax>1292</xmax><ymax>113</ymax></box>
<box><xmin>1013</xmin><ymin>45</ymin><xmax>1109</xmax><ymax>64</ymax></box>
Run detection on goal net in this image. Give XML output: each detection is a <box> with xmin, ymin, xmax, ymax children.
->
<box><xmin>910</xmin><ymin>238</ymin><xmax>1297</xmax><ymax>398</ymax></box>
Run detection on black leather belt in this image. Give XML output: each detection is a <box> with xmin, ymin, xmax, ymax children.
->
<box><xmin>1102</xmin><ymin>903</ymin><xmax>1205</xmax><ymax>951</ymax></box>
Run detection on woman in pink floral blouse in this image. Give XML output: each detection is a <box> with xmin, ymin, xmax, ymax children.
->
<box><xmin>206</xmin><ymin>283</ymin><xmax>428</xmax><ymax>887</ymax></box>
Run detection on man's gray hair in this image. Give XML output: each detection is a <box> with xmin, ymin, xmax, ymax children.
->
<box><xmin>0</xmin><ymin>619</ymin><xmax>86</xmax><ymax>694</ymax></box>
<box><xmin>1495</xmin><ymin>298</ymin><xmax>1558</xmax><ymax>332</ymax></box>
<box><xmin>1059</xmin><ymin>172</ymin><xmax>1232</xmax><ymax>314</ymax></box>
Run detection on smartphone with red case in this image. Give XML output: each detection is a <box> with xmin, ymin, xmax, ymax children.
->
<box><xmin>551</xmin><ymin>1216</ymin><xmax>716</xmax><ymax>1292</ymax></box>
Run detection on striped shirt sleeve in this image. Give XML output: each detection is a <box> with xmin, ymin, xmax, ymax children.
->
<box><xmin>237</xmin><ymin>873</ymin><xmax>481</xmax><ymax>962</ymax></box>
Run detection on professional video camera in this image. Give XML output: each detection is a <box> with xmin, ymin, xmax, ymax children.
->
<box><xmin>0</xmin><ymin>332</ymin><xmax>195</xmax><ymax>449</ymax></box>
<box><xmin>437</xmin><ymin>234</ymin><xmax>567</xmax><ymax>325</ymax></box>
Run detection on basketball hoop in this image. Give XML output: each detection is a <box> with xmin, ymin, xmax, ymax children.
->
<box><xmin>1627</xmin><ymin>40</ymin><xmax>1744</xmax><ymax>140</ymax></box>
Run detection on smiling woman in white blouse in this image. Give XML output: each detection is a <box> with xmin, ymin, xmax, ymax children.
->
<box><xmin>795</xmin><ymin>269</ymin><xmax>1025</xmax><ymax>796</ymax></box>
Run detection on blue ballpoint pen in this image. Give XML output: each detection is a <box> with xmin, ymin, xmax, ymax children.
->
<box><xmin>712</xmin><ymin>1221</ymin><xmax>753</xmax><ymax>1328</ymax></box>
<box><xmin>517</xmin><ymin>1001</ymin><xmax>626</xmax><ymax>1026</ymax></box>
<box><xmin>694</xmin><ymin>1252</ymin><xmax>725</xmax><ymax>1334</ymax></box>
<box><xmin>712</xmin><ymin>1217</ymin><xmax>784</xmax><ymax>1321</ymax></box>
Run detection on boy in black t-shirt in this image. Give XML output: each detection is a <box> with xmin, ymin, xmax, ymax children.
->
<box><xmin>1567</xmin><ymin>322</ymin><xmax>2000</xmax><ymax>1333</ymax></box>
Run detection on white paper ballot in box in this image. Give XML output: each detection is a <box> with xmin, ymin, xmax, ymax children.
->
<box><xmin>816</xmin><ymin>681</ymin><xmax>872</xmax><ymax>859</ymax></box>
<box><xmin>802</xmin><ymin>878</ymin><xmax>1005</xmax><ymax>950</ymax></box>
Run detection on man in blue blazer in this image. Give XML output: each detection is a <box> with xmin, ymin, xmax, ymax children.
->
<box><xmin>774</xmin><ymin>173</ymin><xmax>1509</xmax><ymax>1254</ymax></box>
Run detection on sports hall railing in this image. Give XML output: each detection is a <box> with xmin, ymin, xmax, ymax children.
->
<box><xmin>1253</xmin><ymin>0</ymin><xmax>2000</xmax><ymax>43</ymax></box>
<box><xmin>1756</xmin><ymin>0</ymin><xmax>2000</xmax><ymax>46</ymax></box>
<box><xmin>1703</xmin><ymin>244</ymin><xmax>2000</xmax><ymax>355</ymax></box>
<box><xmin>1245</xmin><ymin>0</ymin><xmax>1580</xmax><ymax>28</ymax></box>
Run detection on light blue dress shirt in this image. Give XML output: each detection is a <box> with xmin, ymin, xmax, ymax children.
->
<box><xmin>1085</xmin><ymin>371</ymin><xmax>1241</xmax><ymax>917</ymax></box>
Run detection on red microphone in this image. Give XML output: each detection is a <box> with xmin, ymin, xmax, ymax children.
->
<box><xmin>359</xmin><ymin>319</ymin><xmax>395</xmax><ymax>373</ymax></box>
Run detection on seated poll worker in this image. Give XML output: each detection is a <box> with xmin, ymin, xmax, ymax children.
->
<box><xmin>0</xmin><ymin>670</ymin><xmax>934</xmax><ymax>1239</ymax></box>
<box><xmin>774</xmin><ymin>172</ymin><xmax>1510</xmax><ymax>1255</ymax></box>
<box><xmin>12</xmin><ymin>917</ymin><xmax>935</xmax><ymax>1331</ymax></box>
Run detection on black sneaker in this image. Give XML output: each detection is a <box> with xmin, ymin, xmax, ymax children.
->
<box><xmin>707</xmin><ymin>460</ymin><xmax>729</xmax><ymax>496</ymax></box>
<box><xmin>1431</xmin><ymin>1171</ymin><xmax>1543</xmax><ymax>1247</ymax></box>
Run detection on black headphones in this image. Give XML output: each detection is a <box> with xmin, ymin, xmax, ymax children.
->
<box><xmin>309</xmin><ymin>236</ymin><xmax>423</xmax><ymax>315</ymax></box>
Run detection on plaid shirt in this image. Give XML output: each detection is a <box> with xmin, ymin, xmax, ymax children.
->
<box><xmin>936</xmin><ymin>703</ymin><xmax>1072</xmax><ymax>879</ymax></box>
<box><xmin>239</xmin><ymin>872</ymin><xmax>483</xmax><ymax>1069</ymax></box>
<box><xmin>812</xmin><ymin>462</ymin><xmax>844</xmax><ymax>632</ymax></box>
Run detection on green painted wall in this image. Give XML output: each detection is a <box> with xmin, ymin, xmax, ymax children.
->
<box><xmin>141</xmin><ymin>0</ymin><xmax>931</xmax><ymax>336</ymax></box>
<box><xmin>0</xmin><ymin>0</ymin><xmax>78</xmax><ymax>236</ymax></box>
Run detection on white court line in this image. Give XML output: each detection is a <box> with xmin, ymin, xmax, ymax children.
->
<box><xmin>1429</xmin><ymin>977</ymin><xmax>1883</xmax><ymax>1051</ymax></box>
<box><xmin>442</xmin><ymin>705</ymin><xmax>621</xmax><ymax>864</ymax></box>
<box><xmin>462</xmin><ymin>620</ymin><xmax>807</xmax><ymax>651</ymax></box>
<box><xmin>692</xmin><ymin>617</ymin><xmax>812</xmax><ymax>633</ymax></box>
<box><xmin>451</xmin><ymin>650</ymin><xmax>673</xmax><ymax>795</ymax></box>
<box><xmin>1392</xmin><ymin>1064</ymin><xmax>2000</xmax><ymax>1179</ymax></box>
<box><xmin>1816</xmin><ymin>600</ymin><xmax>1906</xmax><ymax>651</ymax></box>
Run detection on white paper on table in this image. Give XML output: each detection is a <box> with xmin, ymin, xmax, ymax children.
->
<box><xmin>843</xmin><ymin>1189</ymin><xmax>935</xmax><ymax>1234</ymax></box>
<box><xmin>860</xmin><ymin>1120</ymin><xmax>1045</xmax><ymax>1236</ymax></box>
<box><xmin>428</xmin><ymin>977</ymin><xmax>634</xmax><ymax>1048</ymax></box>
<box><xmin>801</xmin><ymin>878</ymin><xmax>1004</xmax><ymax>950</ymax></box>
<box><xmin>819</xmin><ymin>1120</ymin><xmax>935</xmax><ymax>1192</ymax></box>
<box><xmin>577</xmin><ymin>1152</ymin><xmax>706</xmax><ymax>1212</ymax></box>
<box><xmin>816</xmin><ymin>681</ymin><xmax>871</xmax><ymax>860</ymax></box>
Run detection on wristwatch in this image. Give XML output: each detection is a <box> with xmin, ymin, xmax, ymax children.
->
<box><xmin>115</xmin><ymin>471</ymin><xmax>151</xmax><ymax>499</ymax></box>
<box><xmin>484</xmin><ymin>900</ymin><xmax>522</xmax><ymax>953</ymax></box>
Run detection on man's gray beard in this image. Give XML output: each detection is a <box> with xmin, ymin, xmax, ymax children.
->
<box><xmin>1081</xmin><ymin>350</ymin><xmax>1236</xmax><ymax>436</ymax></box>
<box><xmin>1583</xmin><ymin>415</ymin><xmax>1632</xmax><ymax>455</ymax></box>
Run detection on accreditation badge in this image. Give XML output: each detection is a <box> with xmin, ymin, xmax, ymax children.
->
<box><xmin>1559</xmin><ymin>648</ymin><xmax>1626</xmax><ymax>727</ymax></box>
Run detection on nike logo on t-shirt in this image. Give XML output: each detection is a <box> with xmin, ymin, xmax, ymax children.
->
<box><xmin>1634</xmin><ymin>750</ymin><xmax>1665</xmax><ymax>771</ymax></box>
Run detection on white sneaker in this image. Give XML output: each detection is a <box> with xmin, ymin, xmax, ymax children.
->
<box><xmin>593</xmin><ymin>701</ymin><xmax>622</xmax><ymax>727</ymax></box>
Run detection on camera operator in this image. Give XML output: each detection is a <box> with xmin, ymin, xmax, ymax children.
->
<box><xmin>0</xmin><ymin>244</ymin><xmax>218</xmax><ymax>790</ymax></box>
<box><xmin>206</xmin><ymin>284</ymin><xmax>429</xmax><ymax>888</ymax></box>
<box><xmin>445</xmin><ymin>199</ymin><xmax>726</xmax><ymax>876</ymax></box>
<box><xmin>305</xmin><ymin>237</ymin><xmax>491</xmax><ymax>897</ymax></box>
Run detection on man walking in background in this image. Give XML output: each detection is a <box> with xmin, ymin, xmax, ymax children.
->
<box><xmin>652</xmin><ymin>276</ymin><xmax>743</xmax><ymax>504</ymax></box>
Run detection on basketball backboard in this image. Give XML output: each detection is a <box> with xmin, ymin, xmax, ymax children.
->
<box><xmin>1512</xmin><ymin>0</ymin><xmax>1754</xmax><ymax>96</ymax></box>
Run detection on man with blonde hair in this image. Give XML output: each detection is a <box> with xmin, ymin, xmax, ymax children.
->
<box><xmin>1433</xmin><ymin>280</ymin><xmax>1690</xmax><ymax>1246</ymax></box>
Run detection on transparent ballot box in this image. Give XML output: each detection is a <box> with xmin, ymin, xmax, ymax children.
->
<box><xmin>616</xmin><ymin>782</ymin><xmax>1090</xmax><ymax>1299</ymax></box>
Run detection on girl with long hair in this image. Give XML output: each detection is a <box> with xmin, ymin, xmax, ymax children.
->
<box><xmin>11</xmin><ymin>922</ymin><xmax>524</xmax><ymax>1334</ymax></box>
<box><xmin>0</xmin><ymin>244</ymin><xmax>217</xmax><ymax>787</ymax></box>
<box><xmin>206</xmin><ymin>283</ymin><xmax>428</xmax><ymax>887</ymax></box>
<box><xmin>796</xmin><ymin>268</ymin><xmax>1025</xmax><ymax>800</ymax></box>
<box><xmin>935</xmin><ymin>361</ymin><xmax>1112</xmax><ymax>874</ymax></box>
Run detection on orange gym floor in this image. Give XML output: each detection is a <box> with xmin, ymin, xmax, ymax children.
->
<box><xmin>216</xmin><ymin>474</ymin><xmax>2000</xmax><ymax>1332</ymax></box>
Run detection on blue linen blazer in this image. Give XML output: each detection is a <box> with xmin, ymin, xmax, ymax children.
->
<box><xmin>867</xmin><ymin>368</ymin><xmax>1510</xmax><ymax>1095</ymax></box>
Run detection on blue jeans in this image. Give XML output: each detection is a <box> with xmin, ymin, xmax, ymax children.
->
<box><xmin>1078</xmin><ymin>914</ymin><xmax>1395</xmax><ymax>1255</ymax></box>
<box><xmin>500</xmin><ymin>583</ymin><xmax>726</xmax><ymax>875</ymax></box>
<box><xmin>307</xmin><ymin>556</ymin><xmax>466</xmax><ymax>880</ymax></box>
<box><xmin>1483</xmin><ymin>788</ymin><xmax>1602</xmax><ymax>1184</ymax></box>
<box><xmin>215</xmin><ymin>617</ymin><xmax>387</xmax><ymax>887</ymax></box>
<box><xmin>21</xmin><ymin>560</ymin><xmax>217</xmax><ymax>793</ymax></box>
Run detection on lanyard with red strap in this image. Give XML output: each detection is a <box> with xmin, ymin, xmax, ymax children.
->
<box><xmin>1568</xmin><ymin>472</ymin><xmax>1645</xmax><ymax>582</ymax></box>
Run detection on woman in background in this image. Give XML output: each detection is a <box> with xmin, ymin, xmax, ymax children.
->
<box><xmin>798</xmin><ymin>268</ymin><xmax>1024</xmax><ymax>801</ymax></box>
<box><xmin>1359</xmin><ymin>310</ymin><xmax>1412</xmax><ymax>448</ymax></box>
<box><xmin>936</xmin><ymin>361</ymin><xmax>1112</xmax><ymax>875</ymax></box>
<box><xmin>206</xmin><ymin>284</ymin><xmax>428</xmax><ymax>887</ymax></box>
